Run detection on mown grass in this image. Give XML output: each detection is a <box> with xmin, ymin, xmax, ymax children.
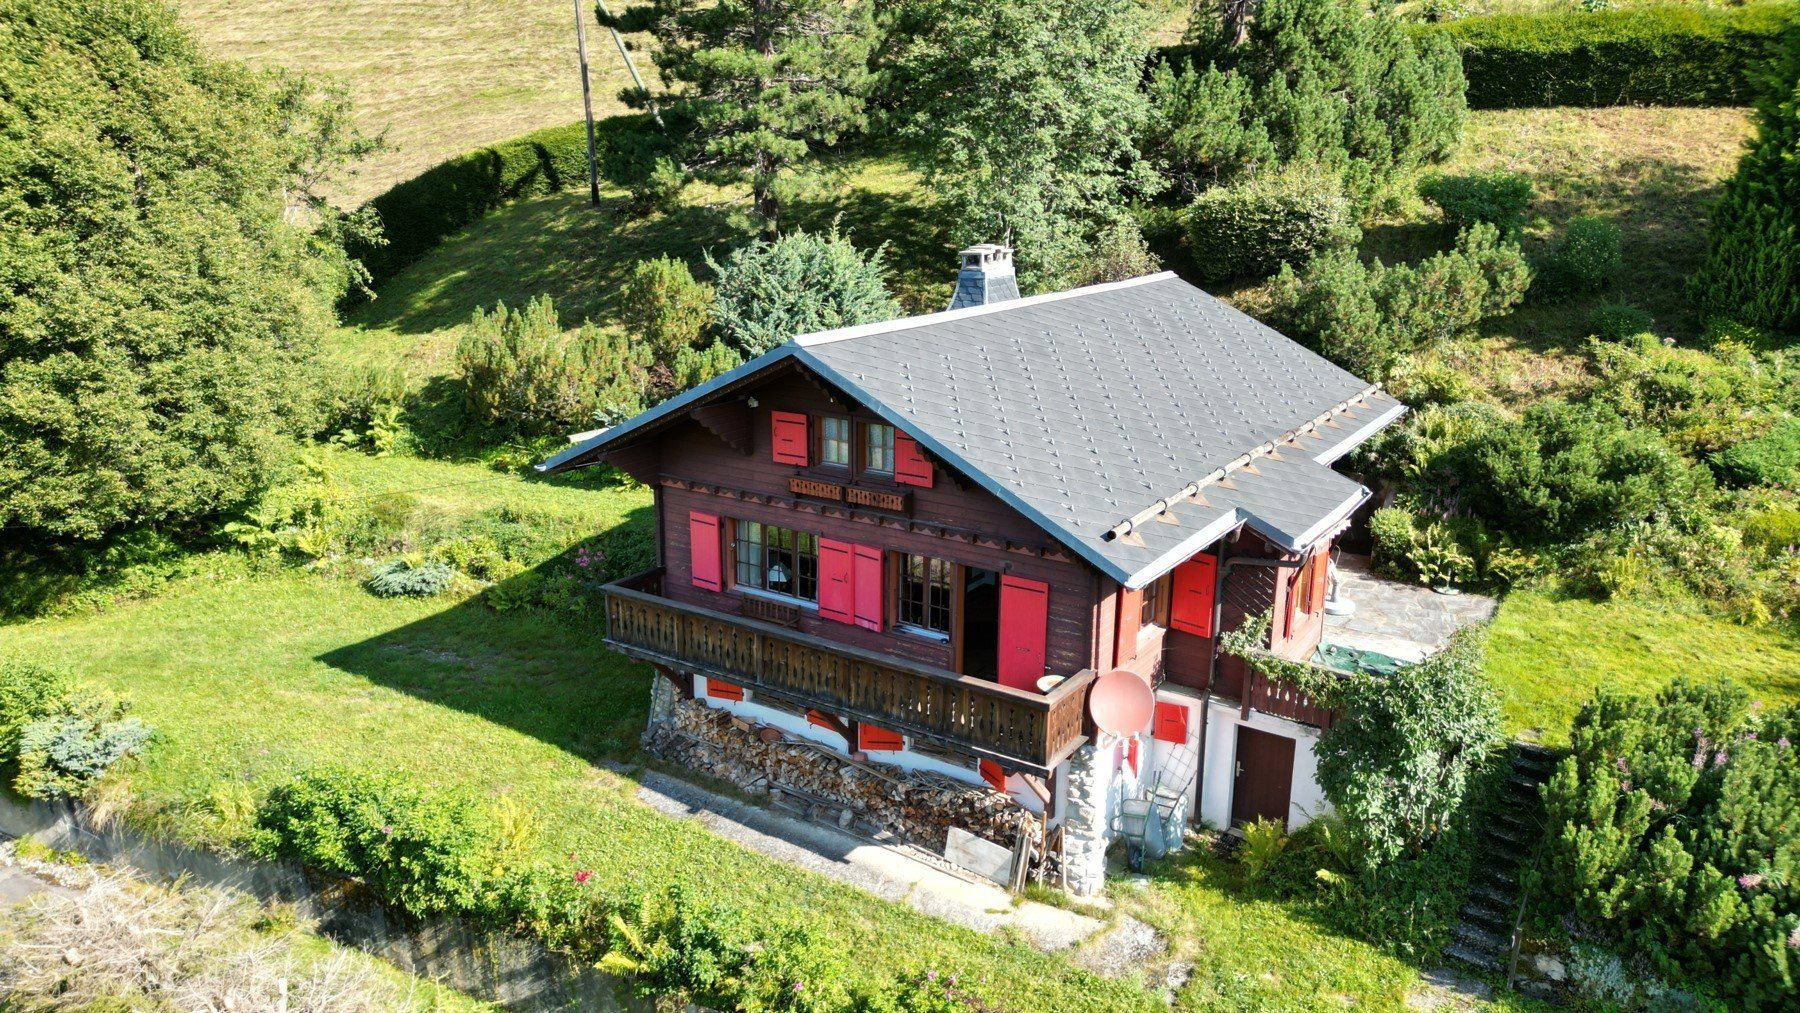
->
<box><xmin>178</xmin><ymin>0</ymin><xmax>648</xmax><ymax>203</ymax></box>
<box><xmin>1487</xmin><ymin>589</ymin><xmax>1800</xmax><ymax>747</ymax></box>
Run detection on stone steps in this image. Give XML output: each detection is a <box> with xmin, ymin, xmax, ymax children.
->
<box><xmin>1443</xmin><ymin>742</ymin><xmax>1561</xmax><ymax>981</ymax></box>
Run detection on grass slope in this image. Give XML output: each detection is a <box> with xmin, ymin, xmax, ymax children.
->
<box><xmin>1488</xmin><ymin>590</ymin><xmax>1800</xmax><ymax>746</ymax></box>
<box><xmin>177</xmin><ymin>0</ymin><xmax>645</xmax><ymax>203</ymax></box>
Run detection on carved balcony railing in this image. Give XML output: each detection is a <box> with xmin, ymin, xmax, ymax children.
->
<box><xmin>603</xmin><ymin>570</ymin><xmax>1094</xmax><ymax>773</ymax></box>
<box><xmin>1244</xmin><ymin>671</ymin><xmax>1339</xmax><ymax>729</ymax></box>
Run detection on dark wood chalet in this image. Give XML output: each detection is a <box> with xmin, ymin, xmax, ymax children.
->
<box><xmin>542</xmin><ymin>249</ymin><xmax>1404</xmax><ymax>893</ymax></box>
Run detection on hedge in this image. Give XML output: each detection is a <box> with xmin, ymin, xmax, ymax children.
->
<box><xmin>1427</xmin><ymin>4</ymin><xmax>1799</xmax><ymax>109</ymax></box>
<box><xmin>351</xmin><ymin>114</ymin><xmax>666</xmax><ymax>292</ymax></box>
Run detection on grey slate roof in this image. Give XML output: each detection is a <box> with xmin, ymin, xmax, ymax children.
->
<box><xmin>541</xmin><ymin>273</ymin><xmax>1404</xmax><ymax>588</ymax></box>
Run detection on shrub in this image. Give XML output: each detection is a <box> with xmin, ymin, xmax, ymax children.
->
<box><xmin>1184</xmin><ymin>170</ymin><xmax>1359</xmax><ymax>281</ymax></box>
<box><xmin>252</xmin><ymin>768</ymin><xmax>493</xmax><ymax>917</ymax></box>
<box><xmin>0</xmin><ymin>658</ymin><xmax>74</xmax><ymax>767</ymax></box>
<box><xmin>1533</xmin><ymin>216</ymin><xmax>1621</xmax><ymax>299</ymax></box>
<box><xmin>668</xmin><ymin>341</ymin><xmax>744</xmax><ymax>398</ymax></box>
<box><xmin>455</xmin><ymin>296</ymin><xmax>648</xmax><ymax>436</ymax></box>
<box><xmin>1418</xmin><ymin>171</ymin><xmax>1533</xmax><ymax>234</ymax></box>
<box><xmin>1385</xmin><ymin>357</ymin><xmax>1479</xmax><ymax>407</ymax></box>
<box><xmin>1368</xmin><ymin>507</ymin><xmax>1420</xmax><ymax>579</ymax></box>
<box><xmin>353</xmin><ymin>114</ymin><xmax>671</xmax><ymax>288</ymax></box>
<box><xmin>364</xmin><ymin>559</ymin><xmax>457</xmax><ymax>598</ymax></box>
<box><xmin>709</xmin><ymin>230</ymin><xmax>900</xmax><ymax>357</ymax></box>
<box><xmin>1589</xmin><ymin>335</ymin><xmax>1795</xmax><ymax>457</ymax></box>
<box><xmin>15</xmin><ymin>714</ymin><xmax>152</xmax><ymax>800</ymax></box>
<box><xmin>1068</xmin><ymin>220</ymin><xmax>1163</xmax><ymax>288</ymax></box>
<box><xmin>1143</xmin><ymin>0</ymin><xmax>1465</xmax><ymax>203</ymax></box>
<box><xmin>1714</xmin><ymin>418</ymin><xmax>1800</xmax><ymax>490</ymax></box>
<box><xmin>1538</xmin><ymin>679</ymin><xmax>1799</xmax><ymax>1005</ymax></box>
<box><xmin>1586</xmin><ymin>301</ymin><xmax>1654</xmax><ymax>342</ymax></box>
<box><xmin>1691</xmin><ymin>25</ymin><xmax>1800</xmax><ymax>334</ymax></box>
<box><xmin>1741</xmin><ymin>504</ymin><xmax>1800</xmax><ymax>553</ymax></box>
<box><xmin>1429</xmin><ymin>4</ymin><xmax>1800</xmax><ymax>109</ymax></box>
<box><xmin>620</xmin><ymin>256</ymin><xmax>714</xmax><ymax>360</ymax></box>
<box><xmin>1237</xmin><ymin>817</ymin><xmax>1290</xmax><ymax>881</ymax></box>
<box><xmin>1268</xmin><ymin>222</ymin><xmax>1530</xmax><ymax>378</ymax></box>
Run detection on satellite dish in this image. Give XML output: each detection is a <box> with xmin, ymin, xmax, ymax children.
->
<box><xmin>1088</xmin><ymin>669</ymin><xmax>1155</xmax><ymax>737</ymax></box>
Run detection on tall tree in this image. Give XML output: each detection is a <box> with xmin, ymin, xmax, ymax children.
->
<box><xmin>0</xmin><ymin>0</ymin><xmax>378</xmax><ymax>542</ymax></box>
<box><xmin>887</xmin><ymin>0</ymin><xmax>1159</xmax><ymax>291</ymax></box>
<box><xmin>609</xmin><ymin>0</ymin><xmax>878</xmax><ymax>237</ymax></box>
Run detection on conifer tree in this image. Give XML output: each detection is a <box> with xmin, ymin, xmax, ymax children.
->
<box><xmin>607</xmin><ymin>0</ymin><xmax>878</xmax><ymax>238</ymax></box>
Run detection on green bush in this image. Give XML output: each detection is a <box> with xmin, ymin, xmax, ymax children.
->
<box><xmin>1588</xmin><ymin>335</ymin><xmax>1796</xmax><ymax>458</ymax></box>
<box><xmin>668</xmin><ymin>342</ymin><xmax>744</xmax><ymax>398</ymax></box>
<box><xmin>1692</xmin><ymin>25</ymin><xmax>1800</xmax><ymax>334</ymax></box>
<box><xmin>1143</xmin><ymin>0</ymin><xmax>1465</xmax><ymax>203</ymax></box>
<box><xmin>1538</xmin><ymin>679</ymin><xmax>1799</xmax><ymax>1005</ymax></box>
<box><xmin>15</xmin><ymin>714</ymin><xmax>152</xmax><ymax>800</ymax></box>
<box><xmin>1268</xmin><ymin>222</ymin><xmax>1530</xmax><ymax>378</ymax></box>
<box><xmin>621</xmin><ymin>256</ymin><xmax>714</xmax><ymax>360</ymax></box>
<box><xmin>252</xmin><ymin>768</ymin><xmax>493</xmax><ymax>918</ymax></box>
<box><xmin>0</xmin><ymin>658</ymin><xmax>76</xmax><ymax>769</ymax></box>
<box><xmin>1741</xmin><ymin>504</ymin><xmax>1800</xmax><ymax>554</ymax></box>
<box><xmin>709</xmin><ymin>230</ymin><xmax>899</xmax><ymax>357</ymax></box>
<box><xmin>455</xmin><ymin>296</ymin><xmax>649</xmax><ymax>436</ymax></box>
<box><xmin>1418</xmin><ymin>171</ymin><xmax>1533</xmax><ymax>234</ymax></box>
<box><xmin>1429</xmin><ymin>4</ymin><xmax>1799</xmax><ymax>109</ymax></box>
<box><xmin>364</xmin><ymin>559</ymin><xmax>458</xmax><ymax>598</ymax></box>
<box><xmin>1184</xmin><ymin>171</ymin><xmax>1359</xmax><ymax>281</ymax></box>
<box><xmin>1587</xmin><ymin>301</ymin><xmax>1654</xmax><ymax>342</ymax></box>
<box><xmin>352</xmin><ymin>114</ymin><xmax>670</xmax><ymax>290</ymax></box>
<box><xmin>1714</xmin><ymin>417</ymin><xmax>1800</xmax><ymax>490</ymax></box>
<box><xmin>1533</xmin><ymin>216</ymin><xmax>1621</xmax><ymax>299</ymax></box>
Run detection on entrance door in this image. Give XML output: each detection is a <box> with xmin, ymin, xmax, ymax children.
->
<box><xmin>1230</xmin><ymin>726</ymin><xmax>1296</xmax><ymax>828</ymax></box>
<box><xmin>996</xmin><ymin>575</ymin><xmax>1049</xmax><ymax>691</ymax></box>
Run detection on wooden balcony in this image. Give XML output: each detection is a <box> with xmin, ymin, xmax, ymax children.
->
<box><xmin>603</xmin><ymin>570</ymin><xmax>1095</xmax><ymax>774</ymax></box>
<box><xmin>1244</xmin><ymin>671</ymin><xmax>1339</xmax><ymax>729</ymax></box>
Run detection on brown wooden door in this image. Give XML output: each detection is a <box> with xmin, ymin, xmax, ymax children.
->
<box><xmin>1230</xmin><ymin>726</ymin><xmax>1296</xmax><ymax>828</ymax></box>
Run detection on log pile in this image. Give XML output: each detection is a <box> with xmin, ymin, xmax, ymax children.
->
<box><xmin>645</xmin><ymin>701</ymin><xmax>1050</xmax><ymax>874</ymax></box>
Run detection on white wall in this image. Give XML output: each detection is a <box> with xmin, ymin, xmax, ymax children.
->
<box><xmin>690</xmin><ymin>676</ymin><xmax>1044</xmax><ymax>813</ymax></box>
<box><xmin>1197</xmin><ymin>697</ymin><xmax>1331</xmax><ymax>831</ymax></box>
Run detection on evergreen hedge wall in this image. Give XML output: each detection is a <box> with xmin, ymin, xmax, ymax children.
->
<box><xmin>1429</xmin><ymin>4</ymin><xmax>1798</xmax><ymax>109</ymax></box>
<box><xmin>352</xmin><ymin>114</ymin><xmax>661</xmax><ymax>291</ymax></box>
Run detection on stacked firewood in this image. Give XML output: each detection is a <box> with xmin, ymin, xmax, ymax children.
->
<box><xmin>645</xmin><ymin>701</ymin><xmax>1044</xmax><ymax>863</ymax></box>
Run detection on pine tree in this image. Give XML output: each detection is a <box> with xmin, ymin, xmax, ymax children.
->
<box><xmin>608</xmin><ymin>0</ymin><xmax>878</xmax><ymax>238</ymax></box>
<box><xmin>886</xmin><ymin>0</ymin><xmax>1159</xmax><ymax>290</ymax></box>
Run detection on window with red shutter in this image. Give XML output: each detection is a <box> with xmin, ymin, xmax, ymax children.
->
<box><xmin>770</xmin><ymin>411</ymin><xmax>810</xmax><ymax>466</ymax></box>
<box><xmin>689</xmin><ymin>512</ymin><xmax>722</xmax><ymax>591</ymax></box>
<box><xmin>1168</xmin><ymin>554</ymin><xmax>1218</xmax><ymax>637</ymax></box>
<box><xmin>1284</xmin><ymin>567</ymin><xmax>1302</xmax><ymax>639</ymax></box>
<box><xmin>858</xmin><ymin>724</ymin><xmax>905</xmax><ymax>752</ymax></box>
<box><xmin>1114</xmin><ymin>587</ymin><xmax>1143</xmax><ymax>665</ymax></box>
<box><xmin>978</xmin><ymin>759</ymin><xmax>1007</xmax><ymax>792</ymax></box>
<box><xmin>1309</xmin><ymin>548</ymin><xmax>1330</xmax><ymax>614</ymax></box>
<box><xmin>706</xmin><ymin>679</ymin><xmax>743</xmax><ymax>702</ymax></box>
<box><xmin>892</xmin><ymin>432</ymin><xmax>934</xmax><ymax>487</ymax></box>
<box><xmin>817</xmin><ymin>539</ymin><xmax>854</xmax><ymax>623</ymax></box>
<box><xmin>1153</xmin><ymin>701</ymin><xmax>1189</xmax><ymax>743</ymax></box>
<box><xmin>852</xmin><ymin>545</ymin><xmax>884</xmax><ymax>631</ymax></box>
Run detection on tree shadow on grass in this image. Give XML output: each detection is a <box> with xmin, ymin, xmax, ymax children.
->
<box><xmin>315</xmin><ymin>500</ymin><xmax>660</xmax><ymax>764</ymax></box>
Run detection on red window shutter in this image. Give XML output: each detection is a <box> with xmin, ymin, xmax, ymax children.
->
<box><xmin>1284</xmin><ymin>567</ymin><xmax>1301</xmax><ymax>639</ymax></box>
<box><xmin>858</xmin><ymin>724</ymin><xmax>904</xmax><ymax>752</ymax></box>
<box><xmin>852</xmin><ymin>545</ymin><xmax>885</xmax><ymax>632</ymax></box>
<box><xmin>1309</xmin><ymin>548</ymin><xmax>1330</xmax><ymax>615</ymax></box>
<box><xmin>1169</xmin><ymin>554</ymin><xmax>1218</xmax><ymax>637</ymax></box>
<box><xmin>893</xmin><ymin>432</ymin><xmax>934</xmax><ymax>488</ymax></box>
<box><xmin>1153</xmin><ymin>701</ymin><xmax>1189</xmax><ymax>744</ymax></box>
<box><xmin>997</xmin><ymin>575</ymin><xmax>1050</xmax><ymax>691</ymax></box>
<box><xmin>817</xmin><ymin>538</ymin><xmax>855</xmax><ymax>624</ymax></box>
<box><xmin>1114</xmin><ymin>587</ymin><xmax>1143</xmax><ymax>665</ymax></box>
<box><xmin>770</xmin><ymin>410</ymin><xmax>810</xmax><ymax>466</ymax></box>
<box><xmin>706</xmin><ymin>678</ymin><xmax>743</xmax><ymax>702</ymax></box>
<box><xmin>1126</xmin><ymin>737</ymin><xmax>1141</xmax><ymax>775</ymax></box>
<box><xmin>689</xmin><ymin>511</ymin><xmax>722</xmax><ymax>591</ymax></box>
<box><xmin>806</xmin><ymin>709</ymin><xmax>838</xmax><ymax>733</ymax></box>
<box><xmin>979</xmin><ymin>759</ymin><xmax>1007</xmax><ymax>792</ymax></box>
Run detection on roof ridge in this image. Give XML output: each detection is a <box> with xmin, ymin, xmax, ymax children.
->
<box><xmin>791</xmin><ymin>271</ymin><xmax>1179</xmax><ymax>347</ymax></box>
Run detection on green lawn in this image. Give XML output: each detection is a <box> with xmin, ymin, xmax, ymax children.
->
<box><xmin>1487</xmin><ymin>589</ymin><xmax>1800</xmax><ymax>746</ymax></box>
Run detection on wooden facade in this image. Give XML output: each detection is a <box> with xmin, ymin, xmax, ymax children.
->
<box><xmin>594</xmin><ymin>361</ymin><xmax>1341</xmax><ymax>772</ymax></box>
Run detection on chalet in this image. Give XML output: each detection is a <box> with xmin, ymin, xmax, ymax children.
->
<box><xmin>540</xmin><ymin>246</ymin><xmax>1405</xmax><ymax>894</ymax></box>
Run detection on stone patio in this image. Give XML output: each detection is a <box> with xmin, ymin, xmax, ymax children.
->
<box><xmin>1324</xmin><ymin>553</ymin><xmax>1497</xmax><ymax>661</ymax></box>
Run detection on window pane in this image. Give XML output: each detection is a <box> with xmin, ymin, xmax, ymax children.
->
<box><xmin>821</xmin><ymin>417</ymin><xmax>851</xmax><ymax>467</ymax></box>
<box><xmin>899</xmin><ymin>553</ymin><xmax>953</xmax><ymax>634</ymax></box>
<box><xmin>865</xmin><ymin>424</ymin><xmax>894</xmax><ymax>474</ymax></box>
<box><xmin>731</xmin><ymin>521</ymin><xmax>817</xmax><ymax>602</ymax></box>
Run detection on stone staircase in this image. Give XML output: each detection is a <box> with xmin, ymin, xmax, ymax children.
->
<box><xmin>1444</xmin><ymin>742</ymin><xmax>1559</xmax><ymax>978</ymax></box>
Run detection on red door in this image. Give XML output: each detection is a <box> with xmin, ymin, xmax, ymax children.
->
<box><xmin>997</xmin><ymin>575</ymin><xmax>1049</xmax><ymax>691</ymax></box>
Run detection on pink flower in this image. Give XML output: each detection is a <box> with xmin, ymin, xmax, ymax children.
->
<box><xmin>1781</xmin><ymin>737</ymin><xmax>1792</xmax><ymax>749</ymax></box>
<box><xmin>380</xmin><ymin>824</ymin><xmax>393</xmax><ymax>836</ymax></box>
<box><xmin>1620</xmin><ymin>779</ymin><xmax>1632</xmax><ymax>792</ymax></box>
<box><xmin>926</xmin><ymin>970</ymin><xmax>938</xmax><ymax>981</ymax></box>
<box><xmin>793</xmin><ymin>982</ymin><xmax>805</xmax><ymax>993</ymax></box>
<box><xmin>1715</xmin><ymin>750</ymin><xmax>1729</xmax><ymax>766</ymax></box>
<box><xmin>1615</xmin><ymin>757</ymin><xmax>1629</xmax><ymax>773</ymax></box>
<box><xmin>1740</xmin><ymin>873</ymin><xmax>1764</xmax><ymax>889</ymax></box>
<box><xmin>1789</xmin><ymin>926</ymin><xmax>1800</xmax><ymax>949</ymax></box>
<box><xmin>574</xmin><ymin>870</ymin><xmax>592</xmax><ymax>885</ymax></box>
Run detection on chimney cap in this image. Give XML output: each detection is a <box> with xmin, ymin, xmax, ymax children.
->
<box><xmin>958</xmin><ymin>243</ymin><xmax>1013</xmax><ymax>267</ymax></box>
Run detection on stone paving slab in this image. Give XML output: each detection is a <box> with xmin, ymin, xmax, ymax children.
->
<box><xmin>1325</xmin><ymin>554</ymin><xmax>1497</xmax><ymax>659</ymax></box>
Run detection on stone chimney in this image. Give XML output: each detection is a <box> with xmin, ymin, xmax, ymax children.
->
<box><xmin>946</xmin><ymin>244</ymin><xmax>1020</xmax><ymax>310</ymax></box>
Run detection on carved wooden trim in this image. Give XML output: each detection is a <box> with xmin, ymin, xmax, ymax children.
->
<box><xmin>789</xmin><ymin>477</ymin><xmax>844</xmax><ymax>501</ymax></box>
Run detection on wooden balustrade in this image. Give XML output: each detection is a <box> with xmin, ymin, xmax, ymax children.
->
<box><xmin>603</xmin><ymin>570</ymin><xmax>1093</xmax><ymax>773</ymax></box>
<box><xmin>1244</xmin><ymin>671</ymin><xmax>1338</xmax><ymax>729</ymax></box>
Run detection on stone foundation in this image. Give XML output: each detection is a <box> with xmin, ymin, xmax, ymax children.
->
<box><xmin>644</xmin><ymin>699</ymin><xmax>1053</xmax><ymax>879</ymax></box>
<box><xmin>1061</xmin><ymin>743</ymin><xmax>1111</xmax><ymax>897</ymax></box>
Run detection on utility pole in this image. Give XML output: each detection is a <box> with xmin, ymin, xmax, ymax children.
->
<box><xmin>574</xmin><ymin>0</ymin><xmax>601</xmax><ymax>206</ymax></box>
<box><xmin>595</xmin><ymin>0</ymin><xmax>664</xmax><ymax>129</ymax></box>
